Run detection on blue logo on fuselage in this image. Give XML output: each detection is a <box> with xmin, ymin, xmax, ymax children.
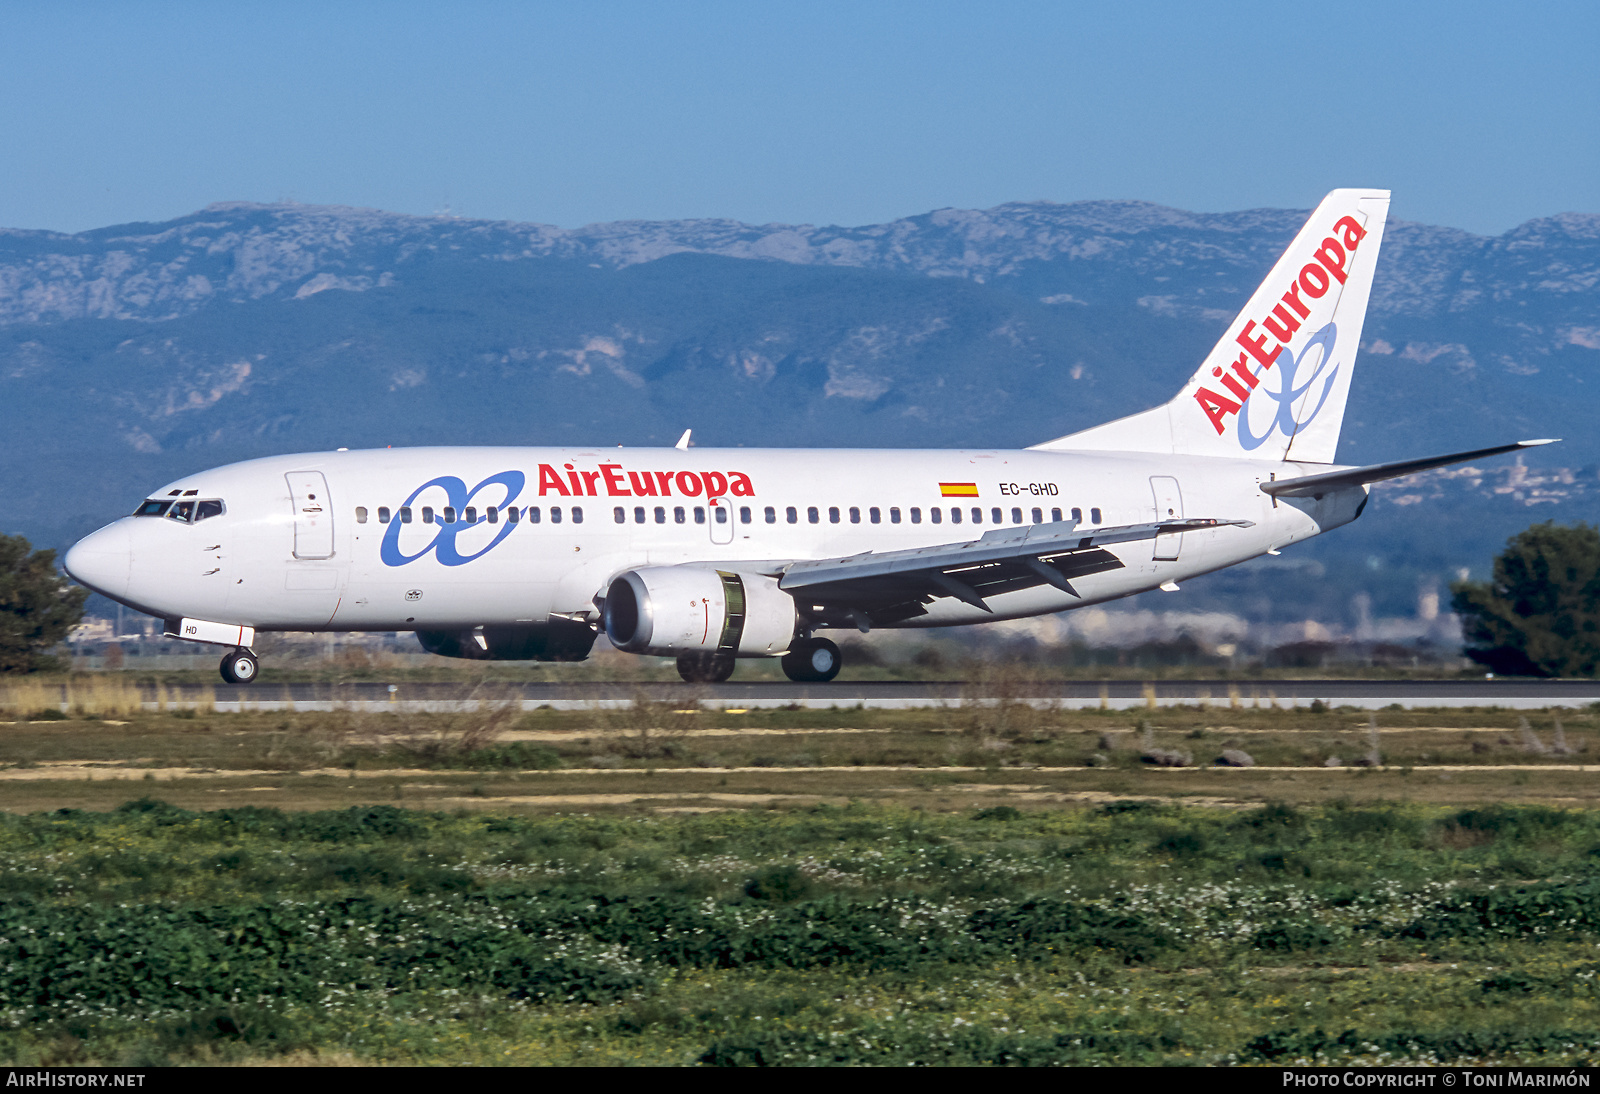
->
<box><xmin>379</xmin><ymin>471</ymin><xmax>525</xmax><ymax>567</ymax></box>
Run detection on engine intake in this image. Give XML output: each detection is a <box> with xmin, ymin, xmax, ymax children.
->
<box><xmin>604</xmin><ymin>567</ymin><xmax>795</xmax><ymax>657</ymax></box>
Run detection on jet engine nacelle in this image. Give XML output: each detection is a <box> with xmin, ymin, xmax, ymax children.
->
<box><xmin>416</xmin><ymin>619</ymin><xmax>597</xmax><ymax>662</ymax></box>
<box><xmin>604</xmin><ymin>567</ymin><xmax>795</xmax><ymax>657</ymax></box>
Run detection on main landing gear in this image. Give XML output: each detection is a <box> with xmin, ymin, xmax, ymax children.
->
<box><xmin>781</xmin><ymin>637</ymin><xmax>841</xmax><ymax>683</ymax></box>
<box><xmin>218</xmin><ymin>647</ymin><xmax>260</xmax><ymax>684</ymax></box>
<box><xmin>676</xmin><ymin>653</ymin><xmax>736</xmax><ymax>684</ymax></box>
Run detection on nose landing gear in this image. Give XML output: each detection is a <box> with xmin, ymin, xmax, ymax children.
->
<box><xmin>781</xmin><ymin>637</ymin><xmax>841</xmax><ymax>682</ymax></box>
<box><xmin>219</xmin><ymin>647</ymin><xmax>260</xmax><ymax>684</ymax></box>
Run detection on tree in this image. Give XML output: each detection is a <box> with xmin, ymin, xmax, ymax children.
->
<box><xmin>1451</xmin><ymin>522</ymin><xmax>1600</xmax><ymax>677</ymax></box>
<box><xmin>0</xmin><ymin>534</ymin><xmax>87</xmax><ymax>674</ymax></box>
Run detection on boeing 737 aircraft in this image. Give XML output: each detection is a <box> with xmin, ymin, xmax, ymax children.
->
<box><xmin>64</xmin><ymin>189</ymin><xmax>1551</xmax><ymax>685</ymax></box>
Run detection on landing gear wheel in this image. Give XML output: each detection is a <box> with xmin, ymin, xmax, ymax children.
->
<box><xmin>781</xmin><ymin>637</ymin><xmax>842</xmax><ymax>683</ymax></box>
<box><xmin>219</xmin><ymin>647</ymin><xmax>260</xmax><ymax>685</ymax></box>
<box><xmin>676</xmin><ymin>653</ymin><xmax>735</xmax><ymax>684</ymax></box>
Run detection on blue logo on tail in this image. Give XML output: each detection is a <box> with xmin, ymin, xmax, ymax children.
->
<box><xmin>1237</xmin><ymin>323</ymin><xmax>1340</xmax><ymax>451</ymax></box>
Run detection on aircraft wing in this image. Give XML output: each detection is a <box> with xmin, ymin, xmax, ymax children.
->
<box><xmin>777</xmin><ymin>517</ymin><xmax>1253</xmax><ymax>625</ymax></box>
<box><xmin>1261</xmin><ymin>439</ymin><xmax>1557</xmax><ymax>499</ymax></box>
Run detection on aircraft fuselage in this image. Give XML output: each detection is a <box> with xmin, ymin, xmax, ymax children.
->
<box><xmin>65</xmin><ymin>445</ymin><xmax>1363</xmax><ymax>634</ymax></box>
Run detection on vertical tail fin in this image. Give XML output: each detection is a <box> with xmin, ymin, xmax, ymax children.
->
<box><xmin>1033</xmin><ymin>188</ymin><xmax>1391</xmax><ymax>462</ymax></box>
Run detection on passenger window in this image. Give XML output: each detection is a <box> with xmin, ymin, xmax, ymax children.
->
<box><xmin>1091</xmin><ymin>508</ymin><xmax>1102</xmax><ymax>523</ymax></box>
<box><xmin>487</xmin><ymin>506</ymin><xmax>498</xmax><ymax>524</ymax></box>
<box><xmin>134</xmin><ymin>499</ymin><xmax>171</xmax><ymax>517</ymax></box>
<box><xmin>378</xmin><ymin>506</ymin><xmax>392</xmax><ymax>524</ymax></box>
<box><xmin>950</xmin><ymin>508</ymin><xmax>961</xmax><ymax>524</ymax></box>
<box><xmin>195</xmin><ymin>500</ymin><xmax>224</xmax><ymax>522</ymax></box>
<box><xmin>464</xmin><ymin>506</ymin><xmax>477</xmax><ymax>523</ymax></box>
<box><xmin>442</xmin><ymin>506</ymin><xmax>457</xmax><ymax>524</ymax></box>
<box><xmin>870</xmin><ymin>507</ymin><xmax>880</xmax><ymax>524</ymax></box>
<box><xmin>807</xmin><ymin>507</ymin><xmax>819</xmax><ymax>524</ymax></box>
<box><xmin>614</xmin><ymin>507</ymin><xmax>626</xmax><ymax>524</ymax></box>
<box><xmin>829</xmin><ymin>507</ymin><xmax>840</xmax><ymax>524</ymax></box>
<box><xmin>572</xmin><ymin>507</ymin><xmax>583</xmax><ymax>524</ymax></box>
<box><xmin>356</xmin><ymin>507</ymin><xmax>368</xmax><ymax>524</ymax></box>
<box><xmin>1032</xmin><ymin>507</ymin><xmax>1042</xmax><ymax>523</ymax></box>
<box><xmin>1012</xmin><ymin>508</ymin><xmax>1023</xmax><ymax>524</ymax></box>
<box><xmin>970</xmin><ymin>508</ymin><xmax>981</xmax><ymax>524</ymax></box>
<box><xmin>423</xmin><ymin>506</ymin><xmax>436</xmax><ymax>524</ymax></box>
<box><xmin>787</xmin><ymin>507</ymin><xmax>798</xmax><ymax>524</ymax></box>
<box><xmin>400</xmin><ymin>507</ymin><xmax>413</xmax><ymax>524</ymax></box>
<box><xmin>694</xmin><ymin>507</ymin><xmax>706</xmax><ymax>524</ymax></box>
<box><xmin>929</xmin><ymin>508</ymin><xmax>940</xmax><ymax>524</ymax></box>
<box><xmin>674</xmin><ymin>506</ymin><xmax>686</xmax><ymax>524</ymax></box>
<box><xmin>889</xmin><ymin>507</ymin><xmax>900</xmax><ymax>524</ymax></box>
<box><xmin>634</xmin><ymin>506</ymin><xmax>646</xmax><ymax>523</ymax></box>
<box><xmin>655</xmin><ymin>506</ymin><xmax>666</xmax><ymax>524</ymax></box>
<box><xmin>739</xmin><ymin>506</ymin><xmax>751</xmax><ymax>524</ymax></box>
<box><xmin>507</xmin><ymin>507</ymin><xmax>519</xmax><ymax>523</ymax></box>
<box><xmin>715</xmin><ymin>507</ymin><xmax>728</xmax><ymax>524</ymax></box>
<box><xmin>1051</xmin><ymin>507</ymin><xmax>1062</xmax><ymax>522</ymax></box>
<box><xmin>849</xmin><ymin>507</ymin><xmax>860</xmax><ymax>524</ymax></box>
<box><xmin>765</xmin><ymin>506</ymin><xmax>777</xmax><ymax>524</ymax></box>
<box><xmin>1070</xmin><ymin>507</ymin><xmax>1082</xmax><ymax>522</ymax></box>
<box><xmin>528</xmin><ymin>507</ymin><xmax>541</xmax><ymax>524</ymax></box>
<box><xmin>989</xmin><ymin>507</ymin><xmax>1000</xmax><ymax>523</ymax></box>
<box><xmin>551</xmin><ymin>507</ymin><xmax>563</xmax><ymax>524</ymax></box>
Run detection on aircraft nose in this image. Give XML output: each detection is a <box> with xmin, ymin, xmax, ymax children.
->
<box><xmin>64</xmin><ymin>523</ymin><xmax>132</xmax><ymax>600</ymax></box>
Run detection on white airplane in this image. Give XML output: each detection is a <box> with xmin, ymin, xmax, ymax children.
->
<box><xmin>64</xmin><ymin>189</ymin><xmax>1551</xmax><ymax>685</ymax></box>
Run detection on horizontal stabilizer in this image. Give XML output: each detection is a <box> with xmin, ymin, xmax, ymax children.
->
<box><xmin>1261</xmin><ymin>439</ymin><xmax>1558</xmax><ymax>498</ymax></box>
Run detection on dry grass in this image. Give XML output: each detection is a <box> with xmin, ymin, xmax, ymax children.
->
<box><xmin>585</xmin><ymin>690</ymin><xmax>707</xmax><ymax>758</ymax></box>
<box><xmin>959</xmin><ymin>660</ymin><xmax>1063</xmax><ymax>741</ymax></box>
<box><xmin>68</xmin><ymin>676</ymin><xmax>144</xmax><ymax>718</ymax></box>
<box><xmin>323</xmin><ymin>681</ymin><xmax>525</xmax><ymax>763</ymax></box>
<box><xmin>0</xmin><ymin>679</ymin><xmax>59</xmax><ymax>718</ymax></box>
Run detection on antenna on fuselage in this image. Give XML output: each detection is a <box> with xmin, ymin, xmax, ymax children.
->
<box><xmin>674</xmin><ymin>429</ymin><xmax>692</xmax><ymax>450</ymax></box>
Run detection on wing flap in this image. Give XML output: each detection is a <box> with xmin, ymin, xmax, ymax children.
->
<box><xmin>779</xmin><ymin>517</ymin><xmax>1252</xmax><ymax>617</ymax></box>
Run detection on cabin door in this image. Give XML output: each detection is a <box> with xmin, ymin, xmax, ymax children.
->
<box><xmin>286</xmin><ymin>471</ymin><xmax>335</xmax><ymax>560</ymax></box>
<box><xmin>1150</xmin><ymin>476</ymin><xmax>1184</xmax><ymax>561</ymax></box>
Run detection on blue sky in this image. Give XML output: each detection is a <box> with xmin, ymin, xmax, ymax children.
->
<box><xmin>3</xmin><ymin>0</ymin><xmax>1595</xmax><ymax>235</ymax></box>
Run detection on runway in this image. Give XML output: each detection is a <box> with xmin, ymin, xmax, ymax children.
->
<box><xmin>189</xmin><ymin>678</ymin><xmax>1600</xmax><ymax>713</ymax></box>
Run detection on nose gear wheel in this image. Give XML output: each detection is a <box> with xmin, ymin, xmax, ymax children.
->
<box><xmin>219</xmin><ymin>647</ymin><xmax>260</xmax><ymax>685</ymax></box>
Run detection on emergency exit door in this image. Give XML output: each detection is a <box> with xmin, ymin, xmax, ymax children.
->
<box><xmin>1150</xmin><ymin>476</ymin><xmax>1184</xmax><ymax>561</ymax></box>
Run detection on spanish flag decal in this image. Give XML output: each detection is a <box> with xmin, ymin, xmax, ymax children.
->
<box><xmin>939</xmin><ymin>482</ymin><xmax>980</xmax><ymax>498</ymax></box>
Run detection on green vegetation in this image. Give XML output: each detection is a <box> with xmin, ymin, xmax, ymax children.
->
<box><xmin>1454</xmin><ymin>521</ymin><xmax>1600</xmax><ymax>677</ymax></box>
<box><xmin>0</xmin><ymin>534</ymin><xmax>86</xmax><ymax>675</ymax></box>
<box><xmin>5</xmin><ymin>797</ymin><xmax>1600</xmax><ymax>1066</ymax></box>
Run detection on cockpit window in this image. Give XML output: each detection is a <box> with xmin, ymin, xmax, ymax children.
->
<box><xmin>144</xmin><ymin>498</ymin><xmax>224</xmax><ymax>524</ymax></box>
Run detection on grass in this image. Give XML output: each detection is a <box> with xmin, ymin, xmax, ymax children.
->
<box><xmin>4</xmin><ymin>703</ymin><xmax>1600</xmax><ymax>1065</ymax></box>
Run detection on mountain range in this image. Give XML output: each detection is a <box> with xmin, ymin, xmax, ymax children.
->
<box><xmin>3</xmin><ymin>197</ymin><xmax>1596</xmax><ymax>628</ymax></box>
